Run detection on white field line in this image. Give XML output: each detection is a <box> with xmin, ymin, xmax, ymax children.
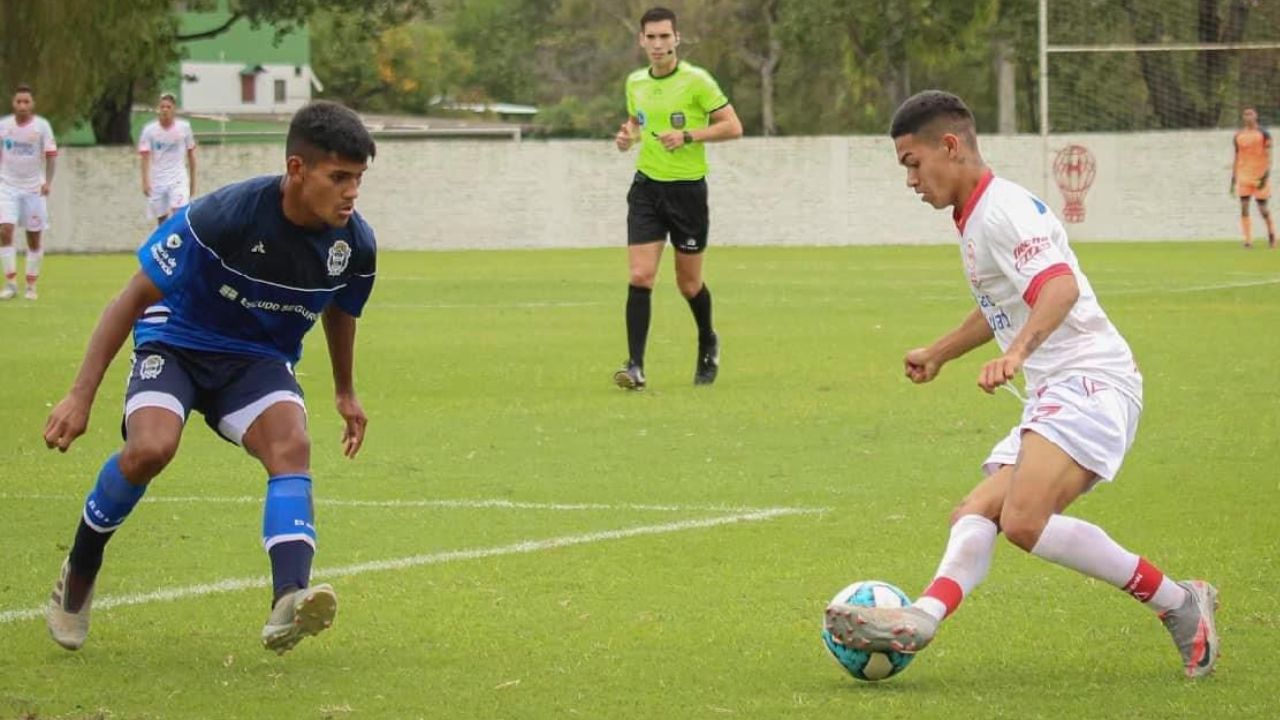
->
<box><xmin>1107</xmin><ymin>277</ymin><xmax>1280</xmax><ymax>295</ymax></box>
<box><xmin>916</xmin><ymin>276</ymin><xmax>1280</xmax><ymax>303</ymax></box>
<box><xmin>0</xmin><ymin>493</ymin><xmax>826</xmax><ymax>515</ymax></box>
<box><xmin>0</xmin><ymin>507</ymin><xmax>818</xmax><ymax>625</ymax></box>
<box><xmin>376</xmin><ymin>301</ymin><xmax>602</xmax><ymax>310</ymax></box>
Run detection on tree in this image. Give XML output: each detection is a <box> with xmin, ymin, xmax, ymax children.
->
<box><xmin>734</xmin><ymin>0</ymin><xmax>783</xmax><ymax>136</ymax></box>
<box><xmin>312</xmin><ymin>13</ymin><xmax>472</xmax><ymax>113</ymax></box>
<box><xmin>1121</xmin><ymin>0</ymin><xmax>1251</xmax><ymax>128</ymax></box>
<box><xmin>0</xmin><ymin>0</ymin><xmax>174</xmax><ymax>135</ymax></box>
<box><xmin>74</xmin><ymin>0</ymin><xmax>433</xmax><ymax>144</ymax></box>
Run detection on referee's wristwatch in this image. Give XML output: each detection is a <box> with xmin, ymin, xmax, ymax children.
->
<box><xmin>682</xmin><ymin>131</ymin><xmax>694</xmax><ymax>146</ymax></box>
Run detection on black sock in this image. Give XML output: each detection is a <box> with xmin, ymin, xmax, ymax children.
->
<box><xmin>269</xmin><ymin>541</ymin><xmax>314</xmax><ymax>604</ymax></box>
<box><xmin>686</xmin><ymin>284</ymin><xmax>715</xmax><ymax>346</ymax></box>
<box><xmin>626</xmin><ymin>284</ymin><xmax>652</xmax><ymax>366</ymax></box>
<box><xmin>68</xmin><ymin>518</ymin><xmax>115</xmax><ymax>583</ymax></box>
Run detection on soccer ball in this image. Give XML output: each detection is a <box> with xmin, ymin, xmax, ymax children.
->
<box><xmin>821</xmin><ymin>580</ymin><xmax>916</xmax><ymax>682</ymax></box>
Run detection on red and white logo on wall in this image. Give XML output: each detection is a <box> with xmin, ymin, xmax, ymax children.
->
<box><xmin>1052</xmin><ymin>144</ymin><xmax>1096</xmax><ymax>224</ymax></box>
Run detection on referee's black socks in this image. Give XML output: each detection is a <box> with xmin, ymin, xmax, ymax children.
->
<box><xmin>626</xmin><ymin>284</ymin><xmax>652</xmax><ymax>366</ymax></box>
<box><xmin>687</xmin><ymin>284</ymin><xmax>715</xmax><ymax>346</ymax></box>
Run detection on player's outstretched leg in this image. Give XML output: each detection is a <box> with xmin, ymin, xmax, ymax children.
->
<box><xmin>46</xmin><ymin>454</ymin><xmax>150</xmax><ymax>650</ymax></box>
<box><xmin>1159</xmin><ymin>580</ymin><xmax>1220</xmax><ymax>678</ymax></box>
<box><xmin>827</xmin><ymin>481</ymin><xmax>1003</xmax><ymax>654</ymax></box>
<box><xmin>825</xmin><ymin>602</ymin><xmax>939</xmax><ymax>653</ymax></box>
<box><xmin>46</xmin><ymin>558</ymin><xmax>95</xmax><ymax>651</ymax></box>
<box><xmin>262</xmin><ymin>583</ymin><xmax>338</xmax><ymax>655</ymax></box>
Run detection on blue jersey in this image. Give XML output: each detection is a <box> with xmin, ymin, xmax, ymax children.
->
<box><xmin>134</xmin><ymin>175</ymin><xmax>376</xmax><ymax>364</ymax></box>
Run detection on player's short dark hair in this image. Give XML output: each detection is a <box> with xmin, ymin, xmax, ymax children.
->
<box><xmin>286</xmin><ymin>100</ymin><xmax>376</xmax><ymax>165</ymax></box>
<box><xmin>158</xmin><ymin>92</ymin><xmax>177</xmax><ymax>104</ymax></box>
<box><xmin>640</xmin><ymin>6</ymin><xmax>677</xmax><ymax>30</ymax></box>
<box><xmin>13</xmin><ymin>83</ymin><xmax>32</xmax><ymax>97</ymax></box>
<box><xmin>890</xmin><ymin>90</ymin><xmax>976</xmax><ymax>142</ymax></box>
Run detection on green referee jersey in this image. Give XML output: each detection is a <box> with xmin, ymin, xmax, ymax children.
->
<box><xmin>626</xmin><ymin>61</ymin><xmax>730</xmax><ymax>181</ymax></box>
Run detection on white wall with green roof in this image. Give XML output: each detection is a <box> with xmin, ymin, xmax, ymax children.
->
<box><xmin>175</xmin><ymin>0</ymin><xmax>316</xmax><ymax>115</ymax></box>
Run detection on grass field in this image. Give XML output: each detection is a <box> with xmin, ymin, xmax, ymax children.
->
<box><xmin>62</xmin><ymin>113</ymin><xmax>290</xmax><ymax>147</ymax></box>
<box><xmin>1</xmin><ymin>244</ymin><xmax>1277</xmax><ymax>719</ymax></box>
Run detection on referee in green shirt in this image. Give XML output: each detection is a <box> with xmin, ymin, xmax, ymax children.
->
<box><xmin>612</xmin><ymin>6</ymin><xmax>743</xmax><ymax>391</ymax></box>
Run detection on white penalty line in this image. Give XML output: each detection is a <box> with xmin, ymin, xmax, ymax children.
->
<box><xmin>0</xmin><ymin>507</ymin><xmax>817</xmax><ymax>625</ymax></box>
<box><xmin>377</xmin><ymin>301</ymin><xmax>602</xmax><ymax>310</ymax></box>
<box><xmin>0</xmin><ymin>493</ymin><xmax>826</xmax><ymax>515</ymax></box>
<box><xmin>1109</xmin><ymin>277</ymin><xmax>1280</xmax><ymax>295</ymax></box>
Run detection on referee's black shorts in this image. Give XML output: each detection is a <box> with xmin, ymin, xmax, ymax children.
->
<box><xmin>626</xmin><ymin>172</ymin><xmax>709</xmax><ymax>254</ymax></box>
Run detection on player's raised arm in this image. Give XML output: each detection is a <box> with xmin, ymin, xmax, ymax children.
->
<box><xmin>44</xmin><ymin>271</ymin><xmax>163</xmax><ymax>451</ymax></box>
<box><xmin>321</xmin><ymin>304</ymin><xmax>366</xmax><ymax>458</ymax></box>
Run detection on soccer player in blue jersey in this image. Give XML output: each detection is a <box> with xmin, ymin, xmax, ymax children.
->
<box><xmin>41</xmin><ymin>101</ymin><xmax>377</xmax><ymax>655</ymax></box>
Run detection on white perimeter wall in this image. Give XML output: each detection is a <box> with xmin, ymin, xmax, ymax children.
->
<box><xmin>44</xmin><ymin>131</ymin><xmax>1240</xmax><ymax>252</ymax></box>
<box><xmin>180</xmin><ymin>62</ymin><xmax>313</xmax><ymax>115</ymax></box>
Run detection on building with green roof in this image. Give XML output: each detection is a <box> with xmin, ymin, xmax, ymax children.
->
<box><xmin>174</xmin><ymin>0</ymin><xmax>318</xmax><ymax>115</ymax></box>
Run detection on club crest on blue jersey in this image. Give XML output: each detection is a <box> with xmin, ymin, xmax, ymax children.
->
<box><xmin>165</xmin><ymin>234</ymin><xmax>182</xmax><ymax>249</ymax></box>
<box><xmin>327</xmin><ymin>240</ymin><xmax>351</xmax><ymax>276</ymax></box>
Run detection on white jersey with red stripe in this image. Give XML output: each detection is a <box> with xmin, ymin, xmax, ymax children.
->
<box><xmin>137</xmin><ymin>119</ymin><xmax>196</xmax><ymax>188</ymax></box>
<box><xmin>0</xmin><ymin>114</ymin><xmax>57</xmax><ymax>193</ymax></box>
<box><xmin>956</xmin><ymin>171</ymin><xmax>1142</xmax><ymax>404</ymax></box>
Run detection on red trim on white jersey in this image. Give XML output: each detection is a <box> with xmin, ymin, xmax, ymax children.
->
<box><xmin>954</xmin><ymin>169</ymin><xmax>995</xmax><ymax>234</ymax></box>
<box><xmin>1022</xmin><ymin>262</ymin><xmax>1073</xmax><ymax>306</ymax></box>
<box><xmin>44</xmin><ymin>150</ymin><xmax>57</xmax><ymax>157</ymax></box>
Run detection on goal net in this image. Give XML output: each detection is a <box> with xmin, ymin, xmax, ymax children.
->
<box><xmin>1045</xmin><ymin>0</ymin><xmax>1280</xmax><ymax>132</ymax></box>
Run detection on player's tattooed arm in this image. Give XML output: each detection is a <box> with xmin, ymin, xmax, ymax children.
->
<box><xmin>978</xmin><ymin>274</ymin><xmax>1079</xmax><ymax>393</ymax></box>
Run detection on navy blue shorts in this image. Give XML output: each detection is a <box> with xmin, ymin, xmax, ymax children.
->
<box><xmin>123</xmin><ymin>342</ymin><xmax>305</xmax><ymax>445</ymax></box>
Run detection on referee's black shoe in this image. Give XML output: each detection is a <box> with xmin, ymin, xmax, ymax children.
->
<box><xmin>614</xmin><ymin>360</ymin><xmax>646</xmax><ymax>391</ymax></box>
<box><xmin>694</xmin><ymin>334</ymin><xmax>719</xmax><ymax>386</ymax></box>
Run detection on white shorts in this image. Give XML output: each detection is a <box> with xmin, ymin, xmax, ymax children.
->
<box><xmin>983</xmin><ymin>376</ymin><xmax>1141</xmax><ymax>483</ymax></box>
<box><xmin>0</xmin><ymin>185</ymin><xmax>49</xmax><ymax>231</ymax></box>
<box><xmin>147</xmin><ymin>183</ymin><xmax>190</xmax><ymax>219</ymax></box>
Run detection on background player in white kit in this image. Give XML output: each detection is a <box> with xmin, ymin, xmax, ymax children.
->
<box><xmin>0</xmin><ymin>83</ymin><xmax>57</xmax><ymax>300</ymax></box>
<box><xmin>137</xmin><ymin>93</ymin><xmax>196</xmax><ymax>226</ymax></box>
<box><xmin>823</xmin><ymin>91</ymin><xmax>1220</xmax><ymax>679</ymax></box>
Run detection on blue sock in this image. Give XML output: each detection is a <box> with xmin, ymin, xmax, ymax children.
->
<box><xmin>72</xmin><ymin>454</ymin><xmax>147</xmax><ymax>581</ymax></box>
<box><xmin>82</xmin><ymin>454</ymin><xmax>147</xmax><ymax>533</ymax></box>
<box><xmin>263</xmin><ymin>474</ymin><xmax>316</xmax><ymax>602</ymax></box>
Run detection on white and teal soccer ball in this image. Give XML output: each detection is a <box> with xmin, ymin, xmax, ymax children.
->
<box><xmin>821</xmin><ymin>580</ymin><xmax>917</xmax><ymax>682</ymax></box>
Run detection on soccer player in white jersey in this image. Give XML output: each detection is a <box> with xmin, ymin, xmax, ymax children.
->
<box><xmin>137</xmin><ymin>93</ymin><xmax>197</xmax><ymax>226</ymax></box>
<box><xmin>823</xmin><ymin>91</ymin><xmax>1220</xmax><ymax>679</ymax></box>
<box><xmin>0</xmin><ymin>84</ymin><xmax>57</xmax><ymax>300</ymax></box>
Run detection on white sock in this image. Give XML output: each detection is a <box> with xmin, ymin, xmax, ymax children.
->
<box><xmin>24</xmin><ymin>249</ymin><xmax>42</xmax><ymax>285</ymax></box>
<box><xmin>0</xmin><ymin>246</ymin><xmax>15</xmax><ymax>282</ymax></box>
<box><xmin>913</xmin><ymin>514</ymin><xmax>998</xmax><ymax>621</ymax></box>
<box><xmin>1031</xmin><ymin>514</ymin><xmax>1187</xmax><ymax>613</ymax></box>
